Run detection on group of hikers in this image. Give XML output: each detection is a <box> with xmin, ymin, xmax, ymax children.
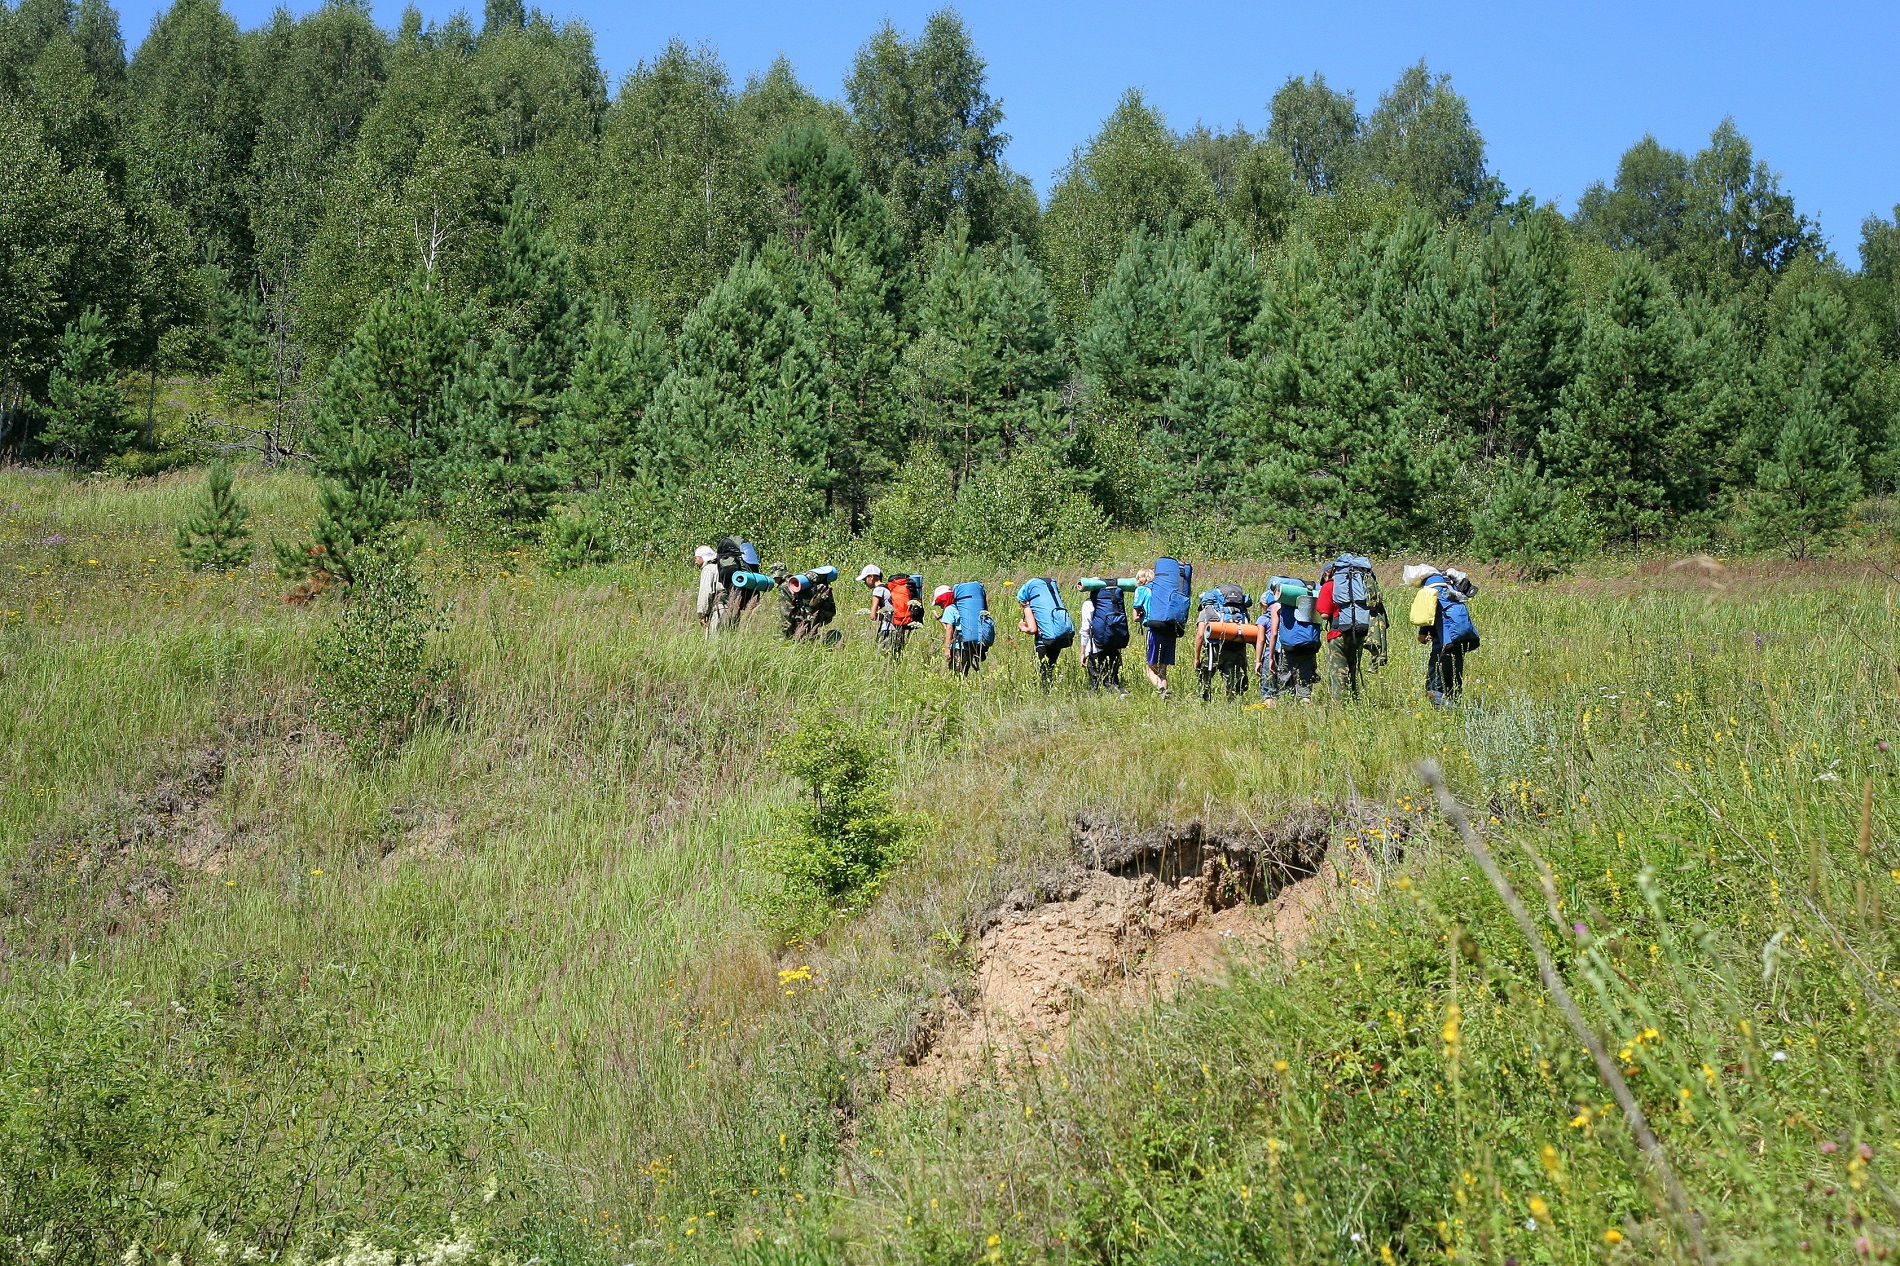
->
<box><xmin>693</xmin><ymin>538</ymin><xmax>1481</xmax><ymax>707</ymax></box>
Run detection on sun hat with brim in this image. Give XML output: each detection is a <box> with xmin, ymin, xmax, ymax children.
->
<box><xmin>933</xmin><ymin>585</ymin><xmax>953</xmax><ymax>606</ymax></box>
<box><xmin>857</xmin><ymin>564</ymin><xmax>883</xmax><ymax>583</ymax></box>
<box><xmin>694</xmin><ymin>545</ymin><xmax>716</xmax><ymax>565</ymax></box>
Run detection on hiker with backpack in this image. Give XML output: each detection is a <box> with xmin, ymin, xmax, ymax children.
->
<box><xmin>1315</xmin><ymin>553</ymin><xmax>1382</xmax><ymax>699</ymax></box>
<box><xmin>942</xmin><ymin>581</ymin><xmax>995</xmax><ymax>674</ymax></box>
<box><xmin>1136</xmin><ymin>559</ymin><xmax>1192</xmax><ymax>698</ymax></box>
<box><xmin>1406</xmin><ymin>564</ymin><xmax>1480</xmax><ymax>706</ymax></box>
<box><xmin>779</xmin><ymin>564</ymin><xmax>839</xmax><ymax>642</ymax></box>
<box><xmin>1015</xmin><ymin>576</ymin><xmax>1076</xmax><ymax>687</ymax></box>
<box><xmin>1078</xmin><ymin>578</ymin><xmax>1132</xmax><ymax>694</ymax></box>
<box><xmin>1258</xmin><ymin>575</ymin><xmax>1321</xmax><ymax>702</ymax></box>
<box><xmin>1194</xmin><ymin>584</ymin><xmax>1256</xmax><ymax>700</ymax></box>
<box><xmin>858</xmin><ymin>565</ymin><xmax>921</xmax><ymax>653</ymax></box>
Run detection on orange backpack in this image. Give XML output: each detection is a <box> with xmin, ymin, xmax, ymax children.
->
<box><xmin>888</xmin><ymin>574</ymin><xmax>916</xmax><ymax>627</ymax></box>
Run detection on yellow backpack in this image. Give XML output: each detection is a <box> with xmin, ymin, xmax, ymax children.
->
<box><xmin>1408</xmin><ymin>584</ymin><xmax>1440</xmax><ymax>627</ymax></box>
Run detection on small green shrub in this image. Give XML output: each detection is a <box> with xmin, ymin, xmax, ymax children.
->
<box><xmin>868</xmin><ymin>444</ymin><xmax>954</xmax><ymax>559</ymax></box>
<box><xmin>755</xmin><ymin>714</ymin><xmax>916</xmax><ymax>939</ymax></box>
<box><xmin>948</xmin><ymin>449</ymin><xmax>1108</xmax><ymax>566</ymax></box>
<box><xmin>175</xmin><ymin>462</ymin><xmax>253</xmax><ymax>571</ymax></box>
<box><xmin>596</xmin><ymin>446</ymin><xmax>830</xmax><ymax>565</ymax></box>
<box><xmin>311</xmin><ymin>544</ymin><xmax>446</xmax><ymax>762</ymax></box>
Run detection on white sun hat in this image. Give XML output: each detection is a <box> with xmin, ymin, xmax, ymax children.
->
<box><xmin>857</xmin><ymin>564</ymin><xmax>883</xmax><ymax>583</ymax></box>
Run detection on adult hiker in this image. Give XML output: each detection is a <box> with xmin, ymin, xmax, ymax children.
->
<box><xmin>693</xmin><ymin>545</ymin><xmax>721</xmax><ymax>630</ymax></box>
<box><xmin>1015</xmin><ymin>575</ymin><xmax>1076</xmax><ymax>687</ymax></box>
<box><xmin>1315</xmin><ymin>553</ymin><xmax>1381</xmax><ymax>699</ymax></box>
<box><xmin>1136</xmin><ymin>558</ymin><xmax>1191</xmax><ymax>698</ymax></box>
<box><xmin>1078</xmin><ymin>577</ymin><xmax>1131</xmax><ymax>694</ymax></box>
<box><xmin>1258</xmin><ymin>575</ymin><xmax>1321</xmax><ymax>702</ymax></box>
<box><xmin>1407</xmin><ymin>564</ymin><xmax>1480</xmax><ymax>706</ymax></box>
<box><xmin>1194</xmin><ymin>583</ymin><xmax>1255</xmax><ymax>700</ymax></box>
<box><xmin>942</xmin><ymin>581</ymin><xmax>994</xmax><ymax>675</ymax></box>
<box><xmin>780</xmin><ymin>564</ymin><xmax>839</xmax><ymax>642</ymax></box>
<box><xmin>859</xmin><ymin>565</ymin><xmax>895</xmax><ymax>650</ymax></box>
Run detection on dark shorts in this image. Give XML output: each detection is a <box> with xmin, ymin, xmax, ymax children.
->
<box><xmin>1146</xmin><ymin>630</ymin><xmax>1176</xmax><ymax>667</ymax></box>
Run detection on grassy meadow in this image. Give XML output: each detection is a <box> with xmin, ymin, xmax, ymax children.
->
<box><xmin>3</xmin><ymin>465</ymin><xmax>1899</xmax><ymax>1265</ymax></box>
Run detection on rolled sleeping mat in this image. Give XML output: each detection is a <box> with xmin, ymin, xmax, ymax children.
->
<box><xmin>808</xmin><ymin>565</ymin><xmax>839</xmax><ymax>584</ymax></box>
<box><xmin>1205</xmin><ymin>621</ymin><xmax>1265</xmax><ymax>645</ymax></box>
<box><xmin>1080</xmin><ymin>576</ymin><xmax>1143</xmax><ymax>593</ymax></box>
<box><xmin>1079</xmin><ymin>577</ymin><xmax>1110</xmax><ymax>593</ymax></box>
<box><xmin>731</xmin><ymin>570</ymin><xmax>778</xmax><ymax>591</ymax></box>
<box><xmin>1270</xmin><ymin>577</ymin><xmax>1309</xmax><ymax>601</ymax></box>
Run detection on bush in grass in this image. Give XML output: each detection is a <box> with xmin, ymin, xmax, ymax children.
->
<box><xmin>867</xmin><ymin>444</ymin><xmax>954</xmax><ymax>560</ymax></box>
<box><xmin>311</xmin><ymin>544</ymin><xmax>446</xmax><ymax>762</ymax></box>
<box><xmin>755</xmin><ymin>714</ymin><xmax>916</xmax><ymax>939</ymax></box>
<box><xmin>175</xmin><ymin>462</ymin><xmax>253</xmax><ymax>571</ymax></box>
<box><xmin>948</xmin><ymin>449</ymin><xmax>1108</xmax><ymax>566</ymax></box>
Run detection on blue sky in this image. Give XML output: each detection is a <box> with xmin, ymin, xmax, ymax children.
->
<box><xmin>124</xmin><ymin>0</ymin><xmax>1899</xmax><ymax>266</ymax></box>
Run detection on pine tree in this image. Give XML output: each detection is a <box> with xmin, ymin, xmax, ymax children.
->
<box><xmin>1750</xmin><ymin>280</ymin><xmax>1882</xmax><ymax>484</ymax></box>
<box><xmin>1545</xmin><ymin>254</ymin><xmax>1704</xmax><ymax>544</ymax></box>
<box><xmin>444</xmin><ymin>194</ymin><xmax>602</xmax><ymax>524</ymax></box>
<box><xmin>175</xmin><ymin>461</ymin><xmax>252</xmax><ymax>570</ymax></box>
<box><xmin>39</xmin><ymin>306</ymin><xmax>135</xmax><ymax>466</ymax></box>
<box><xmin>279</xmin><ymin>280</ymin><xmax>464</xmax><ymax>583</ymax></box>
<box><xmin>900</xmin><ymin>226</ymin><xmax>1063</xmax><ymax>475</ymax></box>
<box><xmin>1469</xmin><ymin>457</ymin><xmax>1596</xmax><ymax>580</ymax></box>
<box><xmin>1240</xmin><ymin>243</ymin><xmax>1444</xmax><ymax>550</ymax></box>
<box><xmin>1744</xmin><ymin>374</ymin><xmax>1861</xmax><ymax>558</ymax></box>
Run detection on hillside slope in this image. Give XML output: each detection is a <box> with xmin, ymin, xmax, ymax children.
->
<box><xmin>2</xmin><ymin>469</ymin><xmax>1897</xmax><ymax>1265</ymax></box>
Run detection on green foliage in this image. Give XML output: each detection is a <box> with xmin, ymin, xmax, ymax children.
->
<box><xmin>867</xmin><ymin>443</ymin><xmax>953</xmax><ymax>559</ymax></box>
<box><xmin>1242</xmin><ymin>243</ymin><xmax>1449</xmax><ymax>551</ymax></box>
<box><xmin>1358</xmin><ymin>60</ymin><xmax>1494</xmax><ymax>219</ymax></box>
<box><xmin>175</xmin><ymin>460</ymin><xmax>252</xmax><ymax>570</ymax></box>
<box><xmin>0</xmin><ymin>990</ymin><xmax>167</xmax><ymax>1266</ymax></box>
<box><xmin>590</xmin><ymin>444</ymin><xmax>831</xmax><ymax>565</ymax></box>
<box><xmin>1575</xmin><ymin>121</ymin><xmax>1823</xmax><ymax>297</ymax></box>
<box><xmin>899</xmin><ymin>225</ymin><xmax>1065</xmax><ymax>476</ymax></box>
<box><xmin>1040</xmin><ymin>89</ymin><xmax>1219</xmax><ymax>328</ymax></box>
<box><xmin>755</xmin><ymin>713</ymin><xmax>914</xmax><ymax>939</ymax></box>
<box><xmin>38</xmin><ymin>306</ymin><xmax>135</xmax><ymax>467</ymax></box>
<box><xmin>947</xmin><ymin>448</ymin><xmax>1108</xmax><ymax>566</ymax></box>
<box><xmin>1545</xmin><ymin>253</ymin><xmax>1705</xmax><ymax>544</ymax></box>
<box><xmin>844</xmin><ymin>11</ymin><xmax>1026</xmax><ymax>254</ymax></box>
<box><xmin>311</xmin><ymin>543</ymin><xmax>445</xmax><ymax>762</ymax></box>
<box><xmin>1267</xmin><ymin>72</ymin><xmax>1361</xmax><ymax>194</ymax></box>
<box><xmin>1743</xmin><ymin>375</ymin><xmax>1862</xmax><ymax>558</ymax></box>
<box><xmin>1469</xmin><ymin>456</ymin><xmax>1597</xmax><ymax>579</ymax></box>
<box><xmin>591</xmin><ymin>40</ymin><xmax>758</xmax><ymax>332</ymax></box>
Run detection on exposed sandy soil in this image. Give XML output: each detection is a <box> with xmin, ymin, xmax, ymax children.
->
<box><xmin>894</xmin><ymin>810</ymin><xmax>1388</xmax><ymax>1093</ymax></box>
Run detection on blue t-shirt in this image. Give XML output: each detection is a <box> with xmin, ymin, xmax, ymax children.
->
<box><xmin>1133</xmin><ymin>584</ymin><xmax>1152</xmax><ymax>617</ymax></box>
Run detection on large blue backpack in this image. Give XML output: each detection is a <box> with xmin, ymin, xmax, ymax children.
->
<box><xmin>1020</xmin><ymin>578</ymin><xmax>1075</xmax><ymax>648</ymax></box>
<box><xmin>738</xmin><ymin>541</ymin><xmax>761</xmax><ymax>570</ymax></box>
<box><xmin>1269</xmin><ymin>578</ymin><xmax>1320</xmax><ymax>650</ymax></box>
<box><xmin>1145</xmin><ymin>557</ymin><xmax>1192</xmax><ymax>637</ymax></box>
<box><xmin>1089</xmin><ymin>584</ymin><xmax>1130</xmax><ymax>652</ymax></box>
<box><xmin>1329</xmin><ymin>553</ymin><xmax>1375</xmax><ymax>634</ymax></box>
<box><xmin>1438</xmin><ymin>586</ymin><xmax>1479</xmax><ymax>650</ymax></box>
<box><xmin>951</xmin><ymin>581</ymin><xmax>995</xmax><ymax>649</ymax></box>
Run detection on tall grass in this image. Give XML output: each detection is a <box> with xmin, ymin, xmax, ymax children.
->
<box><xmin>2</xmin><ymin>467</ymin><xmax>1897</xmax><ymax>1263</ymax></box>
